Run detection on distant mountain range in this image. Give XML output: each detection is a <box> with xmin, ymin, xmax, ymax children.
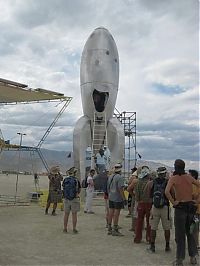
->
<box><xmin>0</xmin><ymin>148</ymin><xmax>173</xmax><ymax>174</ymax></box>
<box><xmin>0</xmin><ymin>149</ymin><xmax>73</xmax><ymax>174</ymax></box>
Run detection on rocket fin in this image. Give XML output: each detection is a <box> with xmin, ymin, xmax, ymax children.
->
<box><xmin>73</xmin><ymin>116</ymin><xmax>92</xmax><ymax>179</ymax></box>
<box><xmin>107</xmin><ymin>117</ymin><xmax>125</xmax><ymax>167</ymax></box>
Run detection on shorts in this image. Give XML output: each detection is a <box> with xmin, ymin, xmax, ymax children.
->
<box><xmin>64</xmin><ymin>197</ymin><xmax>80</xmax><ymax>213</ymax></box>
<box><xmin>109</xmin><ymin>200</ymin><xmax>124</xmax><ymax>209</ymax></box>
<box><xmin>150</xmin><ymin>205</ymin><xmax>172</xmax><ymax>230</ymax></box>
<box><xmin>47</xmin><ymin>190</ymin><xmax>62</xmax><ymax>203</ymax></box>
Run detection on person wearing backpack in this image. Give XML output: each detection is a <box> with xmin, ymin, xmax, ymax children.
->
<box><xmin>62</xmin><ymin>167</ymin><xmax>81</xmax><ymax>234</ymax></box>
<box><xmin>146</xmin><ymin>166</ymin><xmax>172</xmax><ymax>253</ymax></box>
<box><xmin>84</xmin><ymin>169</ymin><xmax>96</xmax><ymax>214</ymax></box>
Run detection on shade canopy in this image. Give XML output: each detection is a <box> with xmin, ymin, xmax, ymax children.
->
<box><xmin>0</xmin><ymin>78</ymin><xmax>71</xmax><ymax>104</ymax></box>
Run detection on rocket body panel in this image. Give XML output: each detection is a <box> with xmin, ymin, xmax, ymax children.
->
<box><xmin>80</xmin><ymin>27</ymin><xmax>119</xmax><ymax>86</ymax></box>
<box><xmin>80</xmin><ymin>27</ymin><xmax>119</xmax><ymax>120</ymax></box>
<box><xmin>73</xmin><ymin>115</ymin><xmax>124</xmax><ymax>179</ymax></box>
<box><xmin>73</xmin><ymin>27</ymin><xmax>124</xmax><ymax>179</ymax></box>
<box><xmin>80</xmin><ymin>82</ymin><xmax>117</xmax><ymax>120</ymax></box>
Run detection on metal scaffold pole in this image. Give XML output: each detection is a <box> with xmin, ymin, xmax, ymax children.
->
<box><xmin>114</xmin><ymin>109</ymin><xmax>136</xmax><ymax>178</ymax></box>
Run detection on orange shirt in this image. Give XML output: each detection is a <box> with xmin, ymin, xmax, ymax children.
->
<box><xmin>127</xmin><ymin>178</ymin><xmax>138</xmax><ymax>194</ymax></box>
<box><xmin>166</xmin><ymin>174</ymin><xmax>195</xmax><ymax>201</ymax></box>
<box><xmin>192</xmin><ymin>182</ymin><xmax>200</xmax><ymax>214</ymax></box>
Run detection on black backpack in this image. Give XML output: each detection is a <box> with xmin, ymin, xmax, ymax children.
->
<box><xmin>152</xmin><ymin>179</ymin><xmax>168</xmax><ymax>208</ymax></box>
<box><xmin>81</xmin><ymin>176</ymin><xmax>88</xmax><ymax>188</ymax></box>
<box><xmin>63</xmin><ymin>176</ymin><xmax>78</xmax><ymax>200</ymax></box>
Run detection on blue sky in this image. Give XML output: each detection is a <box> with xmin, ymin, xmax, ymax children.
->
<box><xmin>0</xmin><ymin>0</ymin><xmax>199</xmax><ymax>169</ymax></box>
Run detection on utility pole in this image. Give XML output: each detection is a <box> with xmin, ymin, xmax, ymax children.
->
<box><xmin>15</xmin><ymin>132</ymin><xmax>26</xmax><ymax>203</ymax></box>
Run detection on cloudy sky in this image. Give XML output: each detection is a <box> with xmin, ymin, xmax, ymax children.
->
<box><xmin>0</xmin><ymin>0</ymin><xmax>199</xmax><ymax>169</ymax></box>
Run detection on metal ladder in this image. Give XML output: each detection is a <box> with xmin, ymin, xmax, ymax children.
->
<box><xmin>91</xmin><ymin>112</ymin><xmax>107</xmax><ymax>168</ymax></box>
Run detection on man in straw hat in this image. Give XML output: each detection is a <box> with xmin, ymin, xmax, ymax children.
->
<box><xmin>63</xmin><ymin>167</ymin><xmax>81</xmax><ymax>233</ymax></box>
<box><xmin>107</xmin><ymin>163</ymin><xmax>127</xmax><ymax>236</ymax></box>
<box><xmin>45</xmin><ymin>166</ymin><xmax>63</xmax><ymax>216</ymax></box>
<box><xmin>146</xmin><ymin>166</ymin><xmax>172</xmax><ymax>253</ymax></box>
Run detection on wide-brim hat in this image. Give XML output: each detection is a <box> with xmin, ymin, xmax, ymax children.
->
<box><xmin>50</xmin><ymin>166</ymin><xmax>60</xmax><ymax>174</ymax></box>
<box><xmin>138</xmin><ymin>165</ymin><xmax>150</xmax><ymax>179</ymax></box>
<box><xmin>114</xmin><ymin>163</ymin><xmax>122</xmax><ymax>173</ymax></box>
<box><xmin>67</xmin><ymin>167</ymin><xmax>77</xmax><ymax>176</ymax></box>
<box><xmin>157</xmin><ymin>166</ymin><xmax>167</xmax><ymax>174</ymax></box>
<box><xmin>132</xmin><ymin>170</ymin><xmax>138</xmax><ymax>177</ymax></box>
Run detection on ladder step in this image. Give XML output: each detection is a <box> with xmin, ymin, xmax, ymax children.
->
<box><xmin>94</xmin><ymin>125</ymin><xmax>105</xmax><ymax>128</ymax></box>
<box><xmin>92</xmin><ymin>112</ymin><xmax>107</xmax><ymax>162</ymax></box>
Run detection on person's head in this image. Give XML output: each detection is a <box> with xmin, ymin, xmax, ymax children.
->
<box><xmin>90</xmin><ymin>169</ymin><xmax>95</xmax><ymax>176</ymax></box>
<box><xmin>156</xmin><ymin>166</ymin><xmax>167</xmax><ymax>179</ymax></box>
<box><xmin>114</xmin><ymin>163</ymin><xmax>122</xmax><ymax>174</ymax></box>
<box><xmin>99</xmin><ymin>148</ymin><xmax>104</xmax><ymax>156</ymax></box>
<box><xmin>150</xmin><ymin>170</ymin><xmax>157</xmax><ymax>180</ymax></box>
<box><xmin>132</xmin><ymin>170</ymin><xmax>138</xmax><ymax>178</ymax></box>
<box><xmin>50</xmin><ymin>166</ymin><xmax>60</xmax><ymax>174</ymax></box>
<box><xmin>174</xmin><ymin>159</ymin><xmax>185</xmax><ymax>175</ymax></box>
<box><xmin>131</xmin><ymin>167</ymin><xmax>137</xmax><ymax>174</ymax></box>
<box><xmin>138</xmin><ymin>165</ymin><xmax>150</xmax><ymax>179</ymax></box>
<box><xmin>67</xmin><ymin>167</ymin><xmax>77</xmax><ymax>176</ymax></box>
<box><xmin>189</xmin><ymin>169</ymin><xmax>199</xmax><ymax>180</ymax></box>
<box><xmin>106</xmin><ymin>170</ymin><xmax>110</xmax><ymax>175</ymax></box>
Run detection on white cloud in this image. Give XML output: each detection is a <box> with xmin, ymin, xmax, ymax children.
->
<box><xmin>0</xmin><ymin>0</ymin><xmax>199</xmax><ymax>164</ymax></box>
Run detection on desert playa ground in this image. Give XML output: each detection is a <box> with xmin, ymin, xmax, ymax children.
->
<box><xmin>0</xmin><ymin>174</ymin><xmax>198</xmax><ymax>266</ymax></box>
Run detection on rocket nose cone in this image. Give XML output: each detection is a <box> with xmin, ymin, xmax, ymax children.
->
<box><xmin>86</xmin><ymin>27</ymin><xmax>117</xmax><ymax>51</ymax></box>
<box><xmin>94</xmin><ymin>26</ymin><xmax>108</xmax><ymax>31</ymax></box>
<box><xmin>80</xmin><ymin>27</ymin><xmax>119</xmax><ymax>87</ymax></box>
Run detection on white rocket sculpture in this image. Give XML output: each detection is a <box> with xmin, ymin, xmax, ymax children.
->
<box><xmin>73</xmin><ymin>27</ymin><xmax>124</xmax><ymax>179</ymax></box>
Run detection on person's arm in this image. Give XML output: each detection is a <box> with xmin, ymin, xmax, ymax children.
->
<box><xmin>77</xmin><ymin>180</ymin><xmax>81</xmax><ymax>195</ymax></box>
<box><xmin>127</xmin><ymin>178</ymin><xmax>135</xmax><ymax>195</ymax></box>
<box><xmin>119</xmin><ymin>187</ymin><xmax>126</xmax><ymax>201</ymax></box>
<box><xmin>128</xmin><ymin>175</ymin><xmax>134</xmax><ymax>185</ymax></box>
<box><xmin>192</xmin><ymin>180</ymin><xmax>200</xmax><ymax>203</ymax></box>
<box><xmin>144</xmin><ymin>180</ymin><xmax>153</xmax><ymax>199</ymax></box>
<box><xmin>196</xmin><ymin>189</ymin><xmax>200</xmax><ymax>204</ymax></box>
<box><xmin>165</xmin><ymin>177</ymin><xmax>179</xmax><ymax>206</ymax></box>
<box><xmin>192</xmin><ymin>178</ymin><xmax>200</xmax><ymax>187</ymax></box>
<box><xmin>58</xmin><ymin>172</ymin><xmax>63</xmax><ymax>181</ymax></box>
<box><xmin>134</xmin><ymin>182</ymin><xmax>139</xmax><ymax>201</ymax></box>
<box><xmin>88</xmin><ymin>177</ymin><xmax>94</xmax><ymax>187</ymax></box>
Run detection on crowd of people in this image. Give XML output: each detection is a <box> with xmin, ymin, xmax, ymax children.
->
<box><xmin>44</xmin><ymin>159</ymin><xmax>200</xmax><ymax>266</ymax></box>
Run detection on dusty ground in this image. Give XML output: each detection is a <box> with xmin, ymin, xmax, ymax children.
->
<box><xmin>0</xmin><ymin>174</ymin><xmax>199</xmax><ymax>266</ymax></box>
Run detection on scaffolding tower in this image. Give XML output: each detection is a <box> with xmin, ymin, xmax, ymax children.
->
<box><xmin>114</xmin><ymin>109</ymin><xmax>136</xmax><ymax>177</ymax></box>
